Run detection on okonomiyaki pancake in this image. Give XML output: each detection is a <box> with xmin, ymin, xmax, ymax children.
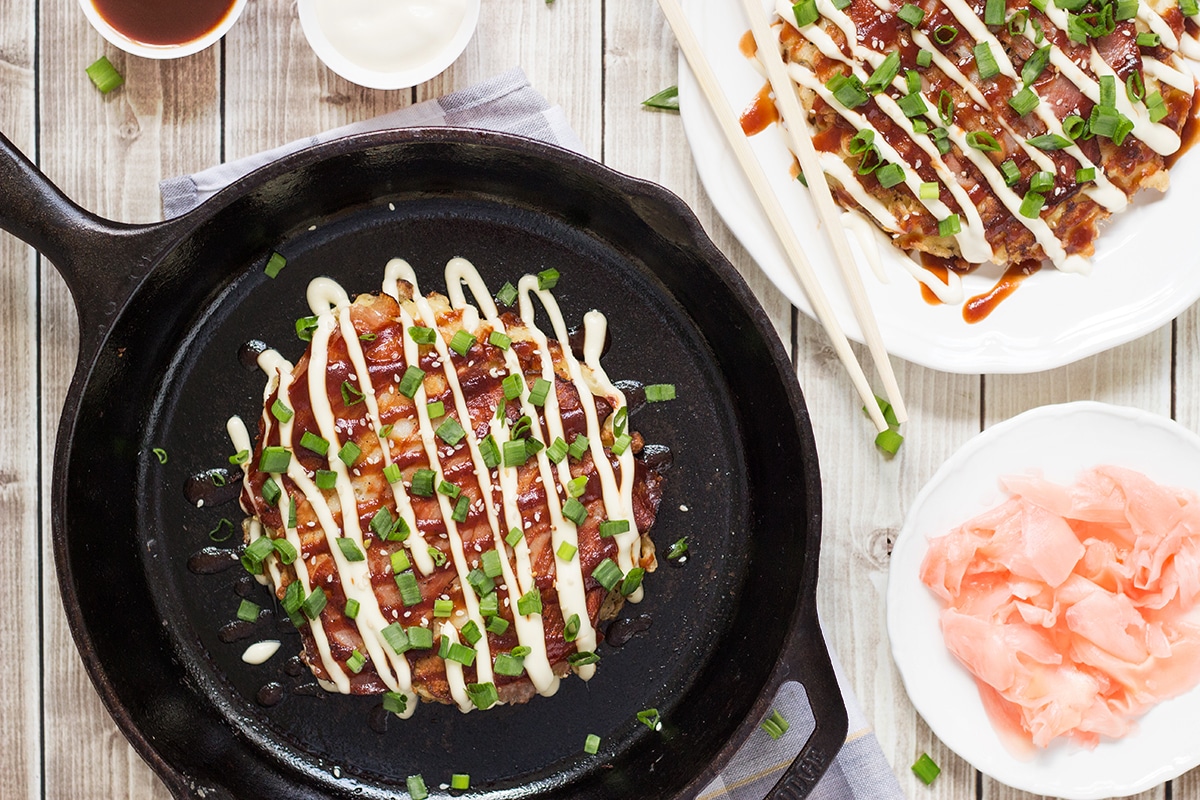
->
<box><xmin>751</xmin><ymin>0</ymin><xmax>1197</xmax><ymax>274</ymax></box>
<box><xmin>229</xmin><ymin>257</ymin><xmax>663</xmax><ymax>716</ymax></box>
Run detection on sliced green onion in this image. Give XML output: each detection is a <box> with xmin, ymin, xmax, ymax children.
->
<box><xmin>1136</xmin><ymin>31</ymin><xmax>1160</xmax><ymax>47</ymax></box>
<box><xmin>345</xmin><ymin>598</ymin><xmax>361</xmax><ymax>620</ymax></box>
<box><xmin>382</xmin><ymin>622</ymin><xmax>409</xmax><ymax>653</ymax></box>
<box><xmin>517</xmin><ymin>589</ymin><xmax>543</xmax><ymax>616</ymax></box>
<box><xmin>1007</xmin><ymin>9</ymin><xmax>1028</xmax><ymax>35</ymax></box>
<box><xmin>261</xmin><ymin>478</ymin><xmax>282</xmax><ymax>506</ymax></box>
<box><xmin>382</xmin><ymin>691</ymin><xmax>407</xmax><ymax>714</ymax></box>
<box><xmin>467</xmin><ymin>568</ymin><xmax>493</xmax><ymax>598</ymax></box>
<box><xmin>1111</xmin><ymin>114</ymin><xmax>1135</xmax><ymax>146</ymax></box>
<box><xmin>1145</xmin><ymin>91</ymin><xmax>1168</xmax><ymax>123</ymax></box>
<box><xmin>229</xmin><ymin>449</ymin><xmax>251</xmax><ymax>465</ymax></box>
<box><xmin>259</xmin><ymin>446</ymin><xmax>291</xmax><ymax>473</ymax></box>
<box><xmin>271</xmin><ymin>398</ymin><xmax>293</xmax><ymax>423</ymax></box>
<box><xmin>383</xmin><ymin>463</ymin><xmax>402</xmax><ymax>484</ymax></box>
<box><xmin>510</xmin><ymin>415</ymin><xmax>533</xmax><ymax>439</ymax></box>
<box><xmin>936</xmin><ymin>90</ymin><xmax>954</xmax><ymax>125</ymax></box>
<box><xmin>546</xmin><ymin>436</ymin><xmax>569</xmax><ymax>463</ymax></box>
<box><xmin>486</xmin><ymin>615</ymin><xmax>510</xmax><ymax>635</ymax></box>
<box><xmin>1076</xmin><ymin>166</ymin><xmax>1096</xmax><ymax>183</ymax></box>
<box><xmin>599</xmin><ymin>519</ymin><xmax>631</xmax><ymax>538</ymax></box>
<box><xmin>264</xmin><ymin>252</ymin><xmax>287</xmax><ymax>279</ymax></box>
<box><xmin>315</xmin><ymin>469</ymin><xmax>337</xmax><ymax>490</ymax></box>
<box><xmin>621</xmin><ymin>567</ymin><xmax>646</xmax><ymax>596</ymax></box>
<box><xmin>427</xmin><ymin>546</ymin><xmax>448</xmax><ymax>567</ymax></box>
<box><xmin>397</xmin><ymin>365</ymin><xmax>425</xmax><ymax>398</ymax></box>
<box><xmin>792</xmin><ymin>0</ymin><xmax>819</xmax><ymax>26</ymax></box>
<box><xmin>1022</xmin><ymin>45</ymin><xmax>1050</xmax><ymax>87</ymax></box>
<box><xmin>918</xmin><ymin>181</ymin><xmax>939</xmax><ymax>200</ymax></box>
<box><xmin>1099</xmin><ymin>74</ymin><xmax>1116</xmax><ymax>108</ymax></box>
<box><xmin>451</xmin><ymin>495</ymin><xmax>471</xmax><ymax>523</ymax></box>
<box><xmin>568</xmin><ymin>434</ymin><xmax>590</xmax><ymax>460</ymax></box>
<box><xmin>863</xmin><ymin>51</ymin><xmax>902</xmax><ymax>94</ymax></box>
<box><xmin>448</xmin><ymin>330</ymin><xmax>475</xmax><ymax>356</ymax></box>
<box><xmin>1019</xmin><ymin>190</ymin><xmax>1046</xmax><ymax>218</ymax></box>
<box><xmin>478</xmin><ymin>592</ymin><xmax>499</xmax><ymax>618</ymax></box>
<box><xmin>301</xmin><ymin>586</ymin><xmax>327</xmax><ymax>619</ymax></box>
<box><xmin>346</xmin><ymin>649</ymin><xmax>366</xmax><ymax>674</ymax></box>
<box><xmin>337</xmin><ymin>441</ymin><xmax>361</xmax><ymax>467</ymax></box>
<box><xmin>236</xmin><ymin>599</ymin><xmax>260</xmax><ymax>622</ymax></box>
<box><xmin>832</xmin><ymin>0</ymin><xmax>851</xmax><ymax>8</ymax></box>
<box><xmin>984</xmin><ymin>0</ymin><xmax>1006</xmax><ymax>23</ymax></box>
<box><xmin>1029</xmin><ymin>170</ymin><xmax>1055</xmax><ymax>193</ymax></box>
<box><xmin>503</xmin><ymin>439</ymin><xmax>529</xmax><ymax>467</ymax></box>
<box><xmin>966</xmin><ymin>131</ymin><xmax>1001</xmax><ymax>152</ymax></box>
<box><xmin>379</xmin><ymin>423</ymin><xmax>394</xmax><ymax>438</ymax></box>
<box><xmin>847</xmin><ymin>129</ymin><xmax>875</xmax><ymax>154</ymax></box>
<box><xmin>1125</xmin><ymin>71</ymin><xmax>1145</xmax><ymax>103</ymax></box>
<box><xmin>340</xmin><ymin>380</ymin><xmax>365</xmax><ymax>406</ymax></box>
<box><xmin>564</xmin><ymin>613</ymin><xmax>581</xmax><ymax>642</ymax></box>
<box><xmin>998</xmin><ymin>159</ymin><xmax>1021</xmax><ymax>186</ymax></box>
<box><xmin>451</xmin><ymin>774</ymin><xmax>470</xmax><ymax>791</ymax></box>
<box><xmin>557</xmin><ymin>541</ymin><xmax>578</xmax><ymax>561</ymax></box>
<box><xmin>336</xmin><ymin>537</ymin><xmax>365</xmax><ymax>562</ymax></box>
<box><xmin>390</xmin><ymin>549</ymin><xmax>412</xmax><ymax>574</ymax></box>
<box><xmin>562</xmin><ymin>497</ymin><xmax>588</xmax><ymax>527</ymax></box>
<box><xmin>502</xmin><ymin>372</ymin><xmax>524</xmax><ymax>400</ymax></box>
<box><xmin>395</xmin><ymin>571</ymin><xmax>422</xmax><ymax>606</ymax></box>
<box><xmin>875</xmin><ymin>427</ymin><xmax>905</xmax><ymax>455</ymax></box>
<box><xmin>905</xmin><ymin>69</ymin><xmax>922</xmax><ymax>95</ymax></box>
<box><xmin>875</xmin><ymin>163</ymin><xmax>905</xmax><ymax>189</ymax></box>
<box><xmin>1062</xmin><ymin>114</ymin><xmax>1087</xmax><ymax>139</ymax></box>
<box><xmin>938</xmin><ymin>214</ymin><xmax>962</xmax><ymax>237</ymax></box>
<box><xmin>85</xmin><ymin>55</ymin><xmax>124</xmax><ymax>93</ymax></box>
<box><xmin>1114</xmin><ymin>0</ymin><xmax>1138</xmax><ymax>19</ymax></box>
<box><xmin>637</xmin><ymin>708</ymin><xmax>662</xmax><ymax>730</ymax></box>
<box><xmin>295</xmin><ymin>315</ymin><xmax>319</xmax><ymax>341</ymax></box>
<box><xmin>974</xmin><ymin>42</ymin><xmax>1000</xmax><ymax>79</ymax></box>
<box><xmin>528</xmin><ymin>377</ymin><xmax>552</xmax><ymax>406</ymax></box>
<box><xmin>1054</xmin><ymin>0</ymin><xmax>1087</xmax><ymax>9</ymax></box>
<box><xmin>209</xmin><ymin>518</ymin><xmax>235</xmax><ymax>542</ymax></box>
<box><xmin>407</xmin><ymin>775</ymin><xmax>429</xmax><ymax>800</ymax></box>
<box><xmin>762</xmin><ymin>709</ymin><xmax>790</xmax><ymax>739</ymax></box>
<box><xmin>826</xmin><ymin>72</ymin><xmax>869</xmax><ymax>109</ymax></box>
<box><xmin>440</xmin><ymin>639</ymin><xmax>477</xmax><ymax>666</ymax></box>
<box><xmin>568</xmin><ymin>651</ymin><xmax>600</xmax><ymax>667</ymax></box>
<box><xmin>897</xmin><ymin>93</ymin><xmax>927</xmax><ymax>119</ymax></box>
<box><xmin>481</xmin><ymin>549</ymin><xmax>504</xmax><ymax>578</ymax></box>
<box><xmin>584</xmin><ymin>734</ymin><xmax>601</xmax><ymax>754</ymax></box>
<box><xmin>495</xmin><ymin>281</ymin><xmax>519</xmax><ymax>306</ymax></box>
<box><xmin>1008</xmin><ymin>86</ymin><xmax>1039</xmax><ymax>116</ymax></box>
<box><xmin>916</xmin><ymin>48</ymin><xmax>933</xmax><ymax>68</ymax></box>
<box><xmin>537</xmin><ymin>268</ymin><xmax>560</xmax><ymax>290</ymax></box>
<box><xmin>912</xmin><ymin>753</ymin><xmax>941</xmax><ymax>785</ymax></box>
<box><xmin>611</xmin><ymin>433</ymin><xmax>633</xmax><ymax>456</ymax></box>
<box><xmin>424</xmin><ymin>400</ymin><xmax>445</xmax><ymax>419</ymax></box>
<box><xmin>466</xmin><ymin>681</ymin><xmax>498</xmax><ymax>709</ymax></box>
<box><xmin>929</xmin><ymin>127</ymin><xmax>951</xmax><ymax>155</ymax></box>
<box><xmin>933</xmin><ymin>24</ymin><xmax>958</xmax><ymax>44</ymax></box>
<box><xmin>408</xmin><ymin>325</ymin><xmax>437</xmax><ymax>344</ymax></box>
<box><xmin>435</xmin><ymin>417</ymin><xmax>466</xmax><ymax>446</ymax></box>
<box><xmin>592</xmin><ymin>558</ymin><xmax>623</xmax><ymax>591</ymax></box>
<box><xmin>433</xmin><ymin>598</ymin><xmax>454</xmax><ymax>617</ymax></box>
<box><xmin>1027</xmin><ymin>133</ymin><xmax>1072</xmax><ymax>150</ymax></box>
<box><xmin>566</xmin><ymin>475</ymin><xmax>589</xmax><ymax>498</ymax></box>
<box><xmin>298</xmin><ymin>431</ymin><xmax>328</xmax><ymax>456</ymax></box>
<box><xmin>358</xmin><ymin>332</ymin><xmax>377</xmax><ymax>342</ymax></box>
<box><xmin>407</xmin><ymin>626</ymin><xmax>433</xmax><ymax>649</ymax></box>
<box><xmin>898</xmin><ymin>3</ymin><xmax>925</xmax><ymax>26</ymax></box>
<box><xmin>506</xmin><ymin>526</ymin><xmax>524</xmax><ymax>546</ymax></box>
<box><xmin>488</xmin><ymin>330</ymin><xmax>511</xmax><ymax>350</ymax></box>
<box><xmin>411</xmin><ymin>468</ymin><xmax>435</xmax><ymax>497</ymax></box>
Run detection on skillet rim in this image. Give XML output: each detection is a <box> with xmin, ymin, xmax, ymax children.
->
<box><xmin>47</xmin><ymin>127</ymin><xmax>837</xmax><ymax>798</ymax></box>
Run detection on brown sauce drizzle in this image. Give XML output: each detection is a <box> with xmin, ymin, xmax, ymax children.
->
<box><xmin>918</xmin><ymin>254</ymin><xmax>957</xmax><ymax>305</ymax></box>
<box><xmin>256</xmin><ymin>682</ymin><xmax>285</xmax><ymax>707</ymax></box>
<box><xmin>90</xmin><ymin>0</ymin><xmax>238</xmax><ymax>46</ymax></box>
<box><xmin>964</xmin><ymin>261</ymin><xmax>1042</xmax><ymax>324</ymax></box>
<box><xmin>739</xmin><ymin>29</ymin><xmax>758</xmax><ymax>58</ymax></box>
<box><xmin>187</xmin><ymin>546</ymin><xmax>239</xmax><ymax>574</ymax></box>
<box><xmin>1166</xmin><ymin>88</ymin><xmax>1200</xmax><ymax>170</ymax></box>
<box><xmin>740</xmin><ymin>83</ymin><xmax>780</xmax><ymax>136</ymax></box>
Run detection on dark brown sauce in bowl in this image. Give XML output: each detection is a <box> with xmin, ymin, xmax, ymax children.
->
<box><xmin>88</xmin><ymin>0</ymin><xmax>240</xmax><ymax>48</ymax></box>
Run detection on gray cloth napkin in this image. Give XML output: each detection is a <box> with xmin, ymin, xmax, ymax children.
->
<box><xmin>160</xmin><ymin>67</ymin><xmax>907</xmax><ymax>800</ymax></box>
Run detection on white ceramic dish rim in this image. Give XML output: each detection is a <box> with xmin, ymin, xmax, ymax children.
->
<box><xmin>887</xmin><ymin>401</ymin><xmax>1200</xmax><ymax>799</ymax></box>
<box><xmin>296</xmin><ymin>0</ymin><xmax>482</xmax><ymax>91</ymax></box>
<box><xmin>677</xmin><ymin>0</ymin><xmax>1200</xmax><ymax>375</ymax></box>
<box><xmin>77</xmin><ymin>0</ymin><xmax>248</xmax><ymax>60</ymax></box>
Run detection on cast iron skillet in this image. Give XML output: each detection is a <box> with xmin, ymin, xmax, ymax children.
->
<box><xmin>0</xmin><ymin>127</ymin><xmax>846</xmax><ymax>799</ymax></box>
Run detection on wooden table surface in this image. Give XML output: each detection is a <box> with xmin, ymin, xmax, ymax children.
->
<box><xmin>2</xmin><ymin>1</ymin><xmax>1196</xmax><ymax>799</ymax></box>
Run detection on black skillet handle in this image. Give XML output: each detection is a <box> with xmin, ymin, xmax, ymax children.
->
<box><xmin>0</xmin><ymin>129</ymin><xmax>193</xmax><ymax>357</ymax></box>
<box><xmin>765</xmin><ymin>604</ymin><xmax>850</xmax><ymax>799</ymax></box>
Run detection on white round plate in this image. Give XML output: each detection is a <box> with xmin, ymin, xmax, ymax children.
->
<box><xmin>677</xmin><ymin>0</ymin><xmax>1200</xmax><ymax>374</ymax></box>
<box><xmin>888</xmin><ymin>402</ymin><xmax>1200</xmax><ymax>798</ymax></box>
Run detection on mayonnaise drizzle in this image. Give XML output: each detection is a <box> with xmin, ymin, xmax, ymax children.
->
<box><xmin>231</xmin><ymin>258</ymin><xmax>644</xmax><ymax>715</ymax></box>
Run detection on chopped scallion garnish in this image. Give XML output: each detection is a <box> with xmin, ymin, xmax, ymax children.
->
<box><xmin>381</xmin><ymin>622</ymin><xmax>409</xmax><ymax>653</ymax></box>
<box><xmin>407</xmin><ymin>775</ymin><xmax>429</xmax><ymax>800</ymax></box>
<box><xmin>592</xmin><ymin>558</ymin><xmax>623</xmax><ymax>591</ymax></box>
<box><xmin>537</xmin><ymin>268</ymin><xmax>560</xmax><ymax>290</ymax></box>
<box><xmin>486</xmin><ymin>615</ymin><xmax>509</xmax><ymax>634</ymax></box>
<box><xmin>407</xmin><ymin>626</ymin><xmax>433</xmax><ymax>649</ymax></box>
<box><xmin>237</xmin><ymin>599</ymin><xmax>260</xmax><ymax>622</ymax></box>
<box><xmin>466</xmin><ymin>681</ymin><xmax>498</xmax><ymax>709</ymax></box>
<box><xmin>411</xmin><ymin>468</ymin><xmax>436</xmax><ymax>497</ymax></box>
<box><xmin>984</xmin><ymin>0</ymin><xmax>1005</xmax><ymax>24</ymax></box>
<box><xmin>481</xmin><ymin>549</ymin><xmax>504</xmax><ymax>578</ymax></box>
<box><xmin>345</xmin><ymin>598</ymin><xmax>361</xmax><ymax>619</ymax></box>
<box><xmin>495</xmin><ymin>282</ymin><xmax>519</xmax><ymax>306</ymax></box>
<box><xmin>826</xmin><ymin>72</ymin><xmax>869</xmax><ymax>109</ymax></box>
<box><xmin>1136</xmin><ymin>31</ymin><xmax>1161</xmax><ymax>47</ymax></box>
<box><xmin>875</xmin><ymin>163</ymin><xmax>905</xmax><ymax>189</ymax></box>
<box><xmin>262</xmin><ymin>477</ymin><xmax>282</xmax><ymax>506</ymax></box>
<box><xmin>933</xmin><ymin>24</ymin><xmax>958</xmax><ymax>44</ymax></box>
<box><xmin>621</xmin><ymin>567</ymin><xmax>646</xmax><ymax>596</ymax></box>
<box><xmin>340</xmin><ymin>380</ymin><xmax>365</xmax><ymax>406</ymax></box>
<box><xmin>502</xmin><ymin>372</ymin><xmax>524</xmax><ymax>400</ymax></box>
<box><xmin>395</xmin><ymin>570</ymin><xmax>422</xmax><ymax>606</ymax></box>
<box><xmin>897</xmin><ymin>3</ymin><xmax>925</xmax><ymax>26</ymax></box>
<box><xmin>1075</xmin><ymin>166</ymin><xmax>1096</xmax><ymax>183</ymax></box>
<box><xmin>1027</xmin><ymin>133</ymin><xmax>1072</xmax><ymax>150</ymax></box>
<box><xmin>503</xmin><ymin>439</ymin><xmax>529</xmax><ymax>468</ymax></box>
<box><xmin>973</xmin><ymin>42</ymin><xmax>999</xmax><ymax>79</ymax></box>
<box><xmin>557</xmin><ymin>541</ymin><xmax>578</xmax><ymax>561</ymax></box>
<box><xmin>611</xmin><ymin>433</ymin><xmax>633</xmax><ymax>456</ymax></box>
<box><xmin>528</xmin><ymin>377</ymin><xmax>552</xmax><ymax>406</ymax></box>
<box><xmin>85</xmin><ymin>55</ymin><xmax>124</xmax><ymax>94</ymax></box>
<box><xmin>792</xmin><ymin>0</ymin><xmax>819</xmax><ymax>26</ymax></box>
<box><xmin>641</xmin><ymin>85</ymin><xmax>680</xmax><ymax>111</ymax></box>
<box><xmin>599</xmin><ymin>519</ymin><xmax>631</xmax><ymax>537</ymax></box>
<box><xmin>209</xmin><ymin>518</ymin><xmax>234</xmax><ymax>542</ymax></box>
<box><xmin>636</xmin><ymin>708</ymin><xmax>662</xmax><ymax>730</ymax></box>
<box><xmin>383</xmin><ymin>691</ymin><xmax>407</xmax><ymax>714</ymax></box>
<box><xmin>564</xmin><ymin>613</ymin><xmax>581</xmax><ymax>642</ymax></box>
<box><xmin>300</xmin><ymin>431</ymin><xmax>329</xmax><ymax>455</ymax></box>
<box><xmin>911</xmin><ymin>753</ymin><xmax>941</xmax><ymax>785</ymax></box>
<box><xmin>449</xmin><ymin>330</ymin><xmax>476</xmax><ymax>356</ymax></box>
<box><xmin>383</xmin><ymin>463</ymin><xmax>402</xmax><ymax>484</ymax></box>
<box><xmin>568</xmin><ymin>434</ymin><xmax>590</xmax><ymax>460</ymax></box>
<box><xmin>301</xmin><ymin>586</ymin><xmax>327</xmax><ymax>619</ymax></box>
<box><xmin>863</xmin><ymin>51</ymin><xmax>901</xmax><ymax>95</ymax></box>
<box><xmin>517</xmin><ymin>589</ymin><xmax>543</xmax><ymax>616</ymax></box>
<box><xmin>451</xmin><ymin>495</ymin><xmax>471</xmax><ymax>523</ymax></box>
<box><xmin>896</xmin><ymin>92</ymin><xmax>927</xmax><ymax>119</ymax></box>
<box><xmin>315</xmin><ymin>469</ymin><xmax>337</xmax><ymax>490</ymax></box>
<box><xmin>408</xmin><ymin>325</ymin><xmax>437</xmax><ymax>344</ymax></box>
<box><xmin>488</xmin><ymin>330</ymin><xmax>511</xmax><ymax>350</ymax></box>
<box><xmin>428</xmin><ymin>546</ymin><xmax>448</xmax><ymax>567</ymax></box>
<box><xmin>584</xmin><ymin>734</ymin><xmax>601</xmax><ymax>754</ymax></box>
<box><xmin>450</xmin><ymin>774</ymin><xmax>470</xmax><ymax>791</ymax></box>
<box><xmin>397</xmin><ymin>365</ymin><xmax>425</xmax><ymax>398</ymax></box>
<box><xmin>346</xmin><ymin>649</ymin><xmax>366</xmax><ymax>673</ymax></box>
<box><xmin>264</xmin><ymin>252</ymin><xmax>287</xmax><ymax>279</ymax></box>
<box><xmin>918</xmin><ymin>181</ymin><xmax>939</xmax><ymax>200</ymax></box>
<box><xmin>271</xmin><ymin>398</ymin><xmax>293</xmax><ymax>423</ymax></box>
<box><xmin>273</xmin><ymin>538</ymin><xmax>298</xmax><ymax>564</ymax></box>
<box><xmin>1008</xmin><ymin>86</ymin><xmax>1039</xmax><ymax>116</ymax></box>
<box><xmin>1029</xmin><ymin>170</ymin><xmax>1054</xmax><ymax>193</ymax></box>
<box><xmin>433</xmin><ymin>598</ymin><xmax>454</xmax><ymax>617</ymax></box>
<box><xmin>1021</xmin><ymin>45</ymin><xmax>1050</xmax><ymax>86</ymax></box>
<box><xmin>435</xmin><ymin>417</ymin><xmax>466</xmax><ymax>446</ymax></box>
<box><xmin>546</xmin><ymin>436</ymin><xmax>569</xmax><ymax>463</ymax></box>
<box><xmin>916</xmin><ymin>48</ymin><xmax>932</xmax><ymax>68</ymax></box>
<box><xmin>229</xmin><ymin>449</ymin><xmax>250</xmax><ymax>465</ymax></box>
<box><xmin>152</xmin><ymin>447</ymin><xmax>169</xmax><ymax>464</ymax></box>
<box><xmin>295</xmin><ymin>315</ymin><xmax>319</xmax><ymax>341</ymax></box>
<box><xmin>337</xmin><ymin>441</ymin><xmax>361</xmax><ymax>466</ymax></box>
<box><xmin>761</xmin><ymin>709</ymin><xmax>790</xmax><ymax>739</ymax></box>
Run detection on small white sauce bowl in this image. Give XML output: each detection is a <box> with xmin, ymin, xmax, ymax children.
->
<box><xmin>297</xmin><ymin>0</ymin><xmax>481</xmax><ymax>91</ymax></box>
<box><xmin>889</xmin><ymin>402</ymin><xmax>1200</xmax><ymax>799</ymax></box>
<box><xmin>77</xmin><ymin>0</ymin><xmax>248</xmax><ymax>60</ymax></box>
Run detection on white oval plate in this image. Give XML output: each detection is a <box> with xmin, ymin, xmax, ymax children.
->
<box><xmin>677</xmin><ymin>0</ymin><xmax>1200</xmax><ymax>374</ymax></box>
<box><xmin>888</xmin><ymin>402</ymin><xmax>1200</xmax><ymax>798</ymax></box>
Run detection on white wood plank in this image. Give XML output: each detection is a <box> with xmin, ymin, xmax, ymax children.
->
<box><xmin>0</xmin><ymin>1</ymin><xmax>40</xmax><ymax>798</ymax></box>
<box><xmin>37</xmin><ymin>6</ymin><xmax>220</xmax><ymax>798</ymax></box>
<box><xmin>982</xmin><ymin>329</ymin><xmax>1172</xmax><ymax>800</ymax></box>
<box><xmin>605</xmin><ymin>4</ymin><xmax>792</xmax><ymax>350</ymax></box>
<box><xmin>799</xmin><ymin>328</ymin><xmax>980</xmax><ymax>798</ymax></box>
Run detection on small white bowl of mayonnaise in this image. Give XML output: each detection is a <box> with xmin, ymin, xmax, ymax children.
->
<box><xmin>297</xmin><ymin>0</ymin><xmax>481</xmax><ymax>91</ymax></box>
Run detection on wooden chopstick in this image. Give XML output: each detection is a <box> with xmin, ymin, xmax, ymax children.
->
<box><xmin>656</xmin><ymin>0</ymin><xmax>891</xmax><ymax>433</ymax></box>
<box><xmin>740</xmin><ymin>0</ymin><xmax>908</xmax><ymax>425</ymax></box>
